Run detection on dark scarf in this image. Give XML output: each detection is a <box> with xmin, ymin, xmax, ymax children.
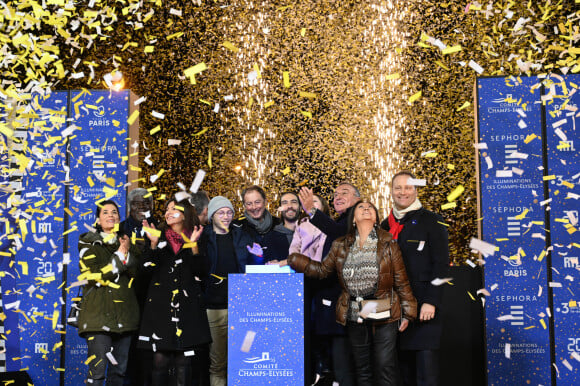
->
<box><xmin>244</xmin><ymin>209</ymin><xmax>274</xmax><ymax>235</ymax></box>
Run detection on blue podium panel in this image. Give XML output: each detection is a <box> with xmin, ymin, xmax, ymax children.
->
<box><xmin>15</xmin><ymin>91</ymin><xmax>68</xmax><ymax>383</ymax></box>
<box><xmin>477</xmin><ymin>77</ymin><xmax>552</xmax><ymax>385</ymax></box>
<box><xmin>64</xmin><ymin>90</ymin><xmax>129</xmax><ymax>385</ymax></box>
<box><xmin>545</xmin><ymin>74</ymin><xmax>580</xmax><ymax>385</ymax></box>
<box><xmin>228</xmin><ymin>274</ymin><xmax>304</xmax><ymax>385</ymax></box>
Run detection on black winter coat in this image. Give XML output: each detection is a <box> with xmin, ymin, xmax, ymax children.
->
<box><xmin>199</xmin><ymin>224</ymin><xmax>259</xmax><ymax>308</ymax></box>
<box><xmin>138</xmin><ymin>232</ymin><xmax>212</xmax><ymax>351</ymax></box>
<box><xmin>381</xmin><ymin>207</ymin><xmax>449</xmax><ymax>350</ymax></box>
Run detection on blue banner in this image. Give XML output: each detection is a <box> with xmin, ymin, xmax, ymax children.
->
<box><xmin>64</xmin><ymin>90</ymin><xmax>129</xmax><ymax>385</ymax></box>
<box><xmin>228</xmin><ymin>273</ymin><xmax>304</xmax><ymax>385</ymax></box>
<box><xmin>544</xmin><ymin>74</ymin><xmax>580</xmax><ymax>384</ymax></box>
<box><xmin>477</xmin><ymin>76</ymin><xmax>552</xmax><ymax>385</ymax></box>
<box><xmin>14</xmin><ymin>91</ymin><xmax>68</xmax><ymax>383</ymax></box>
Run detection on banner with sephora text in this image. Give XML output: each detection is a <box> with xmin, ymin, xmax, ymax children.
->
<box><xmin>228</xmin><ymin>274</ymin><xmax>304</xmax><ymax>385</ymax></box>
<box><xmin>544</xmin><ymin>74</ymin><xmax>580</xmax><ymax>385</ymax></box>
<box><xmin>64</xmin><ymin>90</ymin><xmax>129</xmax><ymax>385</ymax></box>
<box><xmin>477</xmin><ymin>76</ymin><xmax>552</xmax><ymax>385</ymax></box>
<box><xmin>13</xmin><ymin>92</ymin><xmax>68</xmax><ymax>384</ymax></box>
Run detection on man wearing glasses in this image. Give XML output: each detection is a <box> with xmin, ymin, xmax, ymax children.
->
<box><xmin>199</xmin><ymin>196</ymin><xmax>259</xmax><ymax>386</ymax></box>
<box><xmin>235</xmin><ymin>185</ymin><xmax>281</xmax><ymax>263</ymax></box>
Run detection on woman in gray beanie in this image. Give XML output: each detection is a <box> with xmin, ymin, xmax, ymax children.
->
<box><xmin>198</xmin><ymin>196</ymin><xmax>259</xmax><ymax>386</ymax></box>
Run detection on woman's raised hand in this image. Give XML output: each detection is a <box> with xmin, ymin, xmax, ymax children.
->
<box><xmin>192</xmin><ymin>225</ymin><xmax>204</xmax><ymax>242</ymax></box>
<box><xmin>142</xmin><ymin>220</ymin><xmax>159</xmax><ymax>248</ymax></box>
<box><xmin>118</xmin><ymin>234</ymin><xmax>130</xmax><ymax>255</ymax></box>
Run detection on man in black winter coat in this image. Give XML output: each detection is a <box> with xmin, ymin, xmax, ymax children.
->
<box><xmin>381</xmin><ymin>171</ymin><xmax>449</xmax><ymax>386</ymax></box>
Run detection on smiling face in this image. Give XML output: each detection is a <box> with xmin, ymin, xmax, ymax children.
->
<box><xmin>392</xmin><ymin>174</ymin><xmax>418</xmax><ymax>210</ymax></box>
<box><xmin>280</xmin><ymin>193</ymin><xmax>300</xmax><ymax>223</ymax></box>
<box><xmin>129</xmin><ymin>195</ymin><xmax>152</xmax><ymax>222</ymax></box>
<box><xmin>243</xmin><ymin>190</ymin><xmax>267</xmax><ymax>220</ymax></box>
<box><xmin>353</xmin><ymin>201</ymin><xmax>377</xmax><ymax>226</ymax></box>
<box><xmin>165</xmin><ymin>201</ymin><xmax>185</xmax><ymax>229</ymax></box>
<box><xmin>98</xmin><ymin>204</ymin><xmax>120</xmax><ymax>233</ymax></box>
<box><xmin>212</xmin><ymin>207</ymin><xmax>234</xmax><ymax>233</ymax></box>
<box><xmin>333</xmin><ymin>184</ymin><xmax>359</xmax><ymax>214</ymax></box>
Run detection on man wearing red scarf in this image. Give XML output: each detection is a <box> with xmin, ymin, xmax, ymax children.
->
<box><xmin>381</xmin><ymin>171</ymin><xmax>449</xmax><ymax>386</ymax></box>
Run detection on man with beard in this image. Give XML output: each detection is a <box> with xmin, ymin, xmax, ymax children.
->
<box><xmin>263</xmin><ymin>192</ymin><xmax>301</xmax><ymax>263</ymax></box>
<box><xmin>234</xmin><ymin>185</ymin><xmax>281</xmax><ymax>264</ymax></box>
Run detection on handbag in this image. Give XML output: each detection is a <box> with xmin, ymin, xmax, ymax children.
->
<box><xmin>360</xmin><ymin>298</ymin><xmax>392</xmax><ymax>321</ymax></box>
<box><xmin>357</xmin><ymin>287</ymin><xmax>396</xmax><ymax>322</ymax></box>
<box><xmin>67</xmin><ymin>286</ymin><xmax>93</xmax><ymax>328</ymax></box>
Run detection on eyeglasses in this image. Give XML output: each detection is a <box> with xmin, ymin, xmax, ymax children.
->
<box><xmin>215</xmin><ymin>210</ymin><xmax>234</xmax><ymax>218</ymax></box>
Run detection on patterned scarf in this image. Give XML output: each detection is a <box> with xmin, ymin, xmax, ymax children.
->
<box><xmin>165</xmin><ymin>228</ymin><xmax>192</xmax><ymax>255</ymax></box>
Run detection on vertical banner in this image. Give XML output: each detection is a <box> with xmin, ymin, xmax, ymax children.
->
<box><xmin>477</xmin><ymin>77</ymin><xmax>552</xmax><ymax>385</ymax></box>
<box><xmin>14</xmin><ymin>92</ymin><xmax>68</xmax><ymax>384</ymax></box>
<box><xmin>64</xmin><ymin>90</ymin><xmax>129</xmax><ymax>385</ymax></box>
<box><xmin>228</xmin><ymin>273</ymin><xmax>304</xmax><ymax>385</ymax></box>
<box><xmin>544</xmin><ymin>74</ymin><xmax>580</xmax><ymax>384</ymax></box>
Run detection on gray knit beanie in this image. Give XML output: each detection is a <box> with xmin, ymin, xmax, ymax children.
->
<box><xmin>207</xmin><ymin>196</ymin><xmax>235</xmax><ymax>222</ymax></box>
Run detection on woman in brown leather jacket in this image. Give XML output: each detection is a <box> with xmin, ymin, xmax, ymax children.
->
<box><xmin>287</xmin><ymin>199</ymin><xmax>417</xmax><ymax>385</ymax></box>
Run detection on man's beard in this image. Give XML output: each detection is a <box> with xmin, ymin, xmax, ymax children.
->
<box><xmin>282</xmin><ymin>209</ymin><xmax>299</xmax><ymax>223</ymax></box>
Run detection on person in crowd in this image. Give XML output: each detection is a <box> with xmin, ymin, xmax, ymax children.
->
<box><xmin>120</xmin><ymin>188</ymin><xmax>157</xmax><ymax>386</ymax></box>
<box><xmin>120</xmin><ymin>188</ymin><xmax>156</xmax><ymax>252</ymax></box>
<box><xmin>289</xmin><ymin>194</ymin><xmax>330</xmax><ymax>261</ymax></box>
<box><xmin>263</xmin><ymin>191</ymin><xmax>301</xmax><ymax>263</ymax></box>
<box><xmin>190</xmin><ymin>190</ymin><xmax>211</xmax><ymax>225</ymax></box>
<box><xmin>288</xmin><ymin>193</ymin><xmax>330</xmax><ymax>382</ymax></box>
<box><xmin>286</xmin><ymin>199</ymin><xmax>417</xmax><ymax>385</ymax></box>
<box><xmin>297</xmin><ymin>182</ymin><xmax>361</xmax><ymax>386</ymax></box>
<box><xmin>139</xmin><ymin>198</ymin><xmax>211</xmax><ymax>386</ymax></box>
<box><xmin>380</xmin><ymin>171</ymin><xmax>449</xmax><ymax>386</ymax></box>
<box><xmin>235</xmin><ymin>185</ymin><xmax>280</xmax><ymax>263</ymax></box>
<box><xmin>199</xmin><ymin>196</ymin><xmax>258</xmax><ymax>386</ymax></box>
<box><xmin>77</xmin><ymin>200</ymin><xmax>140</xmax><ymax>386</ymax></box>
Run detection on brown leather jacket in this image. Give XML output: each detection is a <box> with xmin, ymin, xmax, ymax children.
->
<box><xmin>288</xmin><ymin>228</ymin><xmax>417</xmax><ymax>326</ymax></box>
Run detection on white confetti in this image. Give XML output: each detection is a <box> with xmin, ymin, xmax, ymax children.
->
<box><xmin>469</xmin><ymin>237</ymin><xmax>496</xmax><ymax>257</ymax></box>
<box><xmin>431</xmin><ymin>277</ymin><xmax>453</xmax><ymax>286</ymax></box>
<box><xmin>106</xmin><ymin>351</ymin><xmax>118</xmax><ymax>365</ymax></box>
<box><xmin>151</xmin><ymin>110</ymin><xmax>165</xmax><ymax>119</ymax></box>
<box><xmin>240</xmin><ymin>331</ymin><xmax>256</xmax><ymax>353</ymax></box>
<box><xmin>190</xmin><ymin>169</ymin><xmax>206</xmax><ymax>193</ymax></box>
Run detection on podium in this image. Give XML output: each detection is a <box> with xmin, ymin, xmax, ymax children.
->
<box><xmin>228</xmin><ymin>273</ymin><xmax>304</xmax><ymax>385</ymax></box>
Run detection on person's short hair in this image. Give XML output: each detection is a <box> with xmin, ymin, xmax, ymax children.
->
<box><xmin>190</xmin><ymin>190</ymin><xmax>210</xmax><ymax>212</ymax></box>
<box><xmin>241</xmin><ymin>185</ymin><xmax>267</xmax><ymax>202</ymax></box>
<box><xmin>391</xmin><ymin>170</ymin><xmax>417</xmax><ymax>187</ymax></box>
<box><xmin>94</xmin><ymin>200</ymin><xmax>120</xmax><ymax>233</ymax></box>
<box><xmin>128</xmin><ymin>188</ymin><xmax>153</xmax><ymax>204</ymax></box>
<box><xmin>336</xmin><ymin>181</ymin><xmax>361</xmax><ymax>197</ymax></box>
